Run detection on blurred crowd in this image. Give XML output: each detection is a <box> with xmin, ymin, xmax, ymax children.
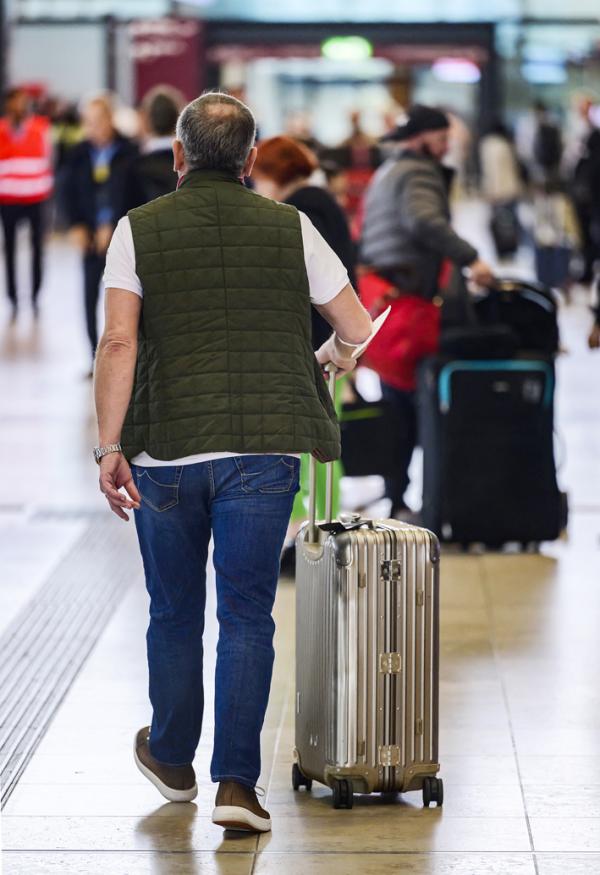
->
<box><xmin>0</xmin><ymin>83</ymin><xmax>599</xmax><ymax>532</ymax></box>
<box><xmin>2</xmin><ymin>86</ymin><xmax>600</xmax><ymax>301</ymax></box>
<box><xmin>481</xmin><ymin>97</ymin><xmax>600</xmax><ymax>293</ymax></box>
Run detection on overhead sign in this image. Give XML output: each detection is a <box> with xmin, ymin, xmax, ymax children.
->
<box><xmin>129</xmin><ymin>18</ymin><xmax>204</xmax><ymax>101</ymax></box>
<box><xmin>321</xmin><ymin>36</ymin><xmax>373</xmax><ymax>62</ymax></box>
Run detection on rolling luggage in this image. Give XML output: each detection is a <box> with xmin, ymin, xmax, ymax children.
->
<box><xmin>293</xmin><ymin>365</ymin><xmax>443</xmax><ymax>810</ymax></box>
<box><xmin>489</xmin><ymin>203</ymin><xmax>520</xmax><ymax>258</ymax></box>
<box><xmin>473</xmin><ymin>278</ymin><xmax>560</xmax><ymax>356</ymax></box>
<box><xmin>534</xmin><ymin>245</ymin><xmax>572</xmax><ymax>290</ymax></box>
<box><xmin>532</xmin><ymin>192</ymin><xmax>578</xmax><ymax>289</ymax></box>
<box><xmin>339</xmin><ymin>384</ymin><xmax>401</xmax><ymax>478</ymax></box>
<box><xmin>418</xmin><ymin>356</ymin><xmax>565</xmax><ymax>547</ymax></box>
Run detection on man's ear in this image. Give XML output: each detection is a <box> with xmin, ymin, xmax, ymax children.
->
<box><xmin>243</xmin><ymin>145</ymin><xmax>258</xmax><ymax>178</ymax></box>
<box><xmin>173</xmin><ymin>139</ymin><xmax>186</xmax><ymax>174</ymax></box>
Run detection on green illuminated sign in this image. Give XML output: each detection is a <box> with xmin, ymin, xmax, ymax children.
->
<box><xmin>321</xmin><ymin>36</ymin><xmax>374</xmax><ymax>62</ymax></box>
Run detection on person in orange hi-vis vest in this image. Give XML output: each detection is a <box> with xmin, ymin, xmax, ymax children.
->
<box><xmin>0</xmin><ymin>86</ymin><xmax>53</xmax><ymax>321</ymax></box>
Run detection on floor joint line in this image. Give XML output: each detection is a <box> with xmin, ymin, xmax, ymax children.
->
<box><xmin>479</xmin><ymin>556</ymin><xmax>540</xmax><ymax>875</ymax></box>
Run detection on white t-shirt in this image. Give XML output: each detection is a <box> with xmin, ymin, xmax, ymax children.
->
<box><xmin>103</xmin><ymin>211</ymin><xmax>349</xmax><ymax>468</ymax></box>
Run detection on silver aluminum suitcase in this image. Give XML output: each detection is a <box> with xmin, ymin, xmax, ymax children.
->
<box><xmin>293</xmin><ymin>366</ymin><xmax>443</xmax><ymax>810</ymax></box>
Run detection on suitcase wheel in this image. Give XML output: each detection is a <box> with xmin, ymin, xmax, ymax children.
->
<box><xmin>292</xmin><ymin>763</ymin><xmax>312</xmax><ymax>792</ymax></box>
<box><xmin>422</xmin><ymin>776</ymin><xmax>443</xmax><ymax>808</ymax></box>
<box><xmin>332</xmin><ymin>778</ymin><xmax>353</xmax><ymax>810</ymax></box>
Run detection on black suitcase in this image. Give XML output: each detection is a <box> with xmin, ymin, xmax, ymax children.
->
<box><xmin>534</xmin><ymin>245</ymin><xmax>572</xmax><ymax>290</ymax></box>
<box><xmin>489</xmin><ymin>204</ymin><xmax>520</xmax><ymax>258</ymax></box>
<box><xmin>473</xmin><ymin>279</ymin><xmax>560</xmax><ymax>356</ymax></box>
<box><xmin>339</xmin><ymin>388</ymin><xmax>401</xmax><ymax>478</ymax></box>
<box><xmin>418</xmin><ymin>356</ymin><xmax>565</xmax><ymax>547</ymax></box>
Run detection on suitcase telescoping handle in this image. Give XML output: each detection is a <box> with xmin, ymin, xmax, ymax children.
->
<box><xmin>308</xmin><ymin>363</ymin><xmax>337</xmax><ymax>543</ymax></box>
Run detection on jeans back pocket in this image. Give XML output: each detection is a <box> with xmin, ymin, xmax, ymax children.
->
<box><xmin>235</xmin><ymin>455</ymin><xmax>299</xmax><ymax>495</ymax></box>
<box><xmin>135</xmin><ymin>465</ymin><xmax>183</xmax><ymax>512</ymax></box>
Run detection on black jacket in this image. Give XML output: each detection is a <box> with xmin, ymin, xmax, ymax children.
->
<box><xmin>286</xmin><ymin>185</ymin><xmax>356</xmax><ymax>350</ymax></box>
<box><xmin>122</xmin><ymin>148</ymin><xmax>177</xmax><ymax>212</ymax></box>
<box><xmin>61</xmin><ymin>135</ymin><xmax>138</xmax><ymax>230</ymax></box>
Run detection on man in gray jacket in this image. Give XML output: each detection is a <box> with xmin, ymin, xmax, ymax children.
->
<box><xmin>360</xmin><ymin>105</ymin><xmax>493</xmax><ymax>518</ymax></box>
<box><xmin>361</xmin><ymin>104</ymin><xmax>492</xmax><ymax>296</ymax></box>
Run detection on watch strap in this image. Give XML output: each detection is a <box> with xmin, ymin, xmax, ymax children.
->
<box><xmin>94</xmin><ymin>443</ymin><xmax>123</xmax><ymax>464</ymax></box>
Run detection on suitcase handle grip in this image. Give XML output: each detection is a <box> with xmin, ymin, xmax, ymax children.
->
<box><xmin>308</xmin><ymin>363</ymin><xmax>337</xmax><ymax>543</ymax></box>
<box><xmin>319</xmin><ymin>519</ymin><xmax>375</xmax><ymax>534</ymax></box>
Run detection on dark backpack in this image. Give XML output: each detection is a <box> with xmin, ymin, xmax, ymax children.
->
<box><xmin>534</xmin><ymin>122</ymin><xmax>563</xmax><ymax>170</ymax></box>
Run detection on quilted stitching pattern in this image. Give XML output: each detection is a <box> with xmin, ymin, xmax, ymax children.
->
<box><xmin>121</xmin><ymin>171</ymin><xmax>341</xmax><ymax>462</ymax></box>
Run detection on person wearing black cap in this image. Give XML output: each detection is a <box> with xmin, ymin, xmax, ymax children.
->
<box><xmin>360</xmin><ymin>104</ymin><xmax>493</xmax><ymax>520</ymax></box>
<box><xmin>361</xmin><ymin>104</ymin><xmax>492</xmax><ymax>293</ymax></box>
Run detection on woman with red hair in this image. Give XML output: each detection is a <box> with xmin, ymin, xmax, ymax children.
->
<box><xmin>254</xmin><ymin>136</ymin><xmax>357</xmax><ymax>567</ymax></box>
<box><xmin>253</xmin><ymin>136</ymin><xmax>356</xmax><ymax>350</ymax></box>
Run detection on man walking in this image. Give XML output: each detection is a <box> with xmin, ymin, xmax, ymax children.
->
<box><xmin>0</xmin><ymin>87</ymin><xmax>53</xmax><ymax>321</ymax></box>
<box><xmin>360</xmin><ymin>104</ymin><xmax>493</xmax><ymax>518</ymax></box>
<box><xmin>94</xmin><ymin>92</ymin><xmax>371</xmax><ymax>832</ymax></box>
<box><xmin>62</xmin><ymin>94</ymin><xmax>137</xmax><ymax>367</ymax></box>
<box><xmin>122</xmin><ymin>86</ymin><xmax>182</xmax><ymax>211</ymax></box>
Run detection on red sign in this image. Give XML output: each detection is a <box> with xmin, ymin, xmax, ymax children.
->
<box><xmin>130</xmin><ymin>18</ymin><xmax>204</xmax><ymax>103</ymax></box>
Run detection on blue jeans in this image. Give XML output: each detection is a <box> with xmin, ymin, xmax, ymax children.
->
<box><xmin>132</xmin><ymin>455</ymin><xmax>300</xmax><ymax>788</ymax></box>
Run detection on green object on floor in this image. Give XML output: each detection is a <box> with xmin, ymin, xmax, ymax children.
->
<box><xmin>291</xmin><ymin>376</ymin><xmax>345</xmax><ymax>523</ymax></box>
<box><xmin>291</xmin><ymin>454</ymin><xmax>343</xmax><ymax>522</ymax></box>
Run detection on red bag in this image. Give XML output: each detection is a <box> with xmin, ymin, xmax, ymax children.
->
<box><xmin>358</xmin><ymin>272</ymin><xmax>441</xmax><ymax>391</ymax></box>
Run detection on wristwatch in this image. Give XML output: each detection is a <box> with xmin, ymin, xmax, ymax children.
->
<box><xmin>93</xmin><ymin>443</ymin><xmax>122</xmax><ymax>465</ymax></box>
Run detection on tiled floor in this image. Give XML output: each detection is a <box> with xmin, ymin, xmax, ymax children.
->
<box><xmin>1</xmin><ymin>216</ymin><xmax>600</xmax><ymax>873</ymax></box>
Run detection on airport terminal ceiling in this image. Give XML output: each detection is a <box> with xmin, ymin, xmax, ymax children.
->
<box><xmin>11</xmin><ymin>0</ymin><xmax>600</xmax><ymax>20</ymax></box>
<box><xmin>9</xmin><ymin>0</ymin><xmax>600</xmax><ymax>132</ymax></box>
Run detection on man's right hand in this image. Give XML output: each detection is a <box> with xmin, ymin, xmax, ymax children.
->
<box><xmin>315</xmin><ymin>335</ymin><xmax>357</xmax><ymax>377</ymax></box>
<box><xmin>468</xmin><ymin>259</ymin><xmax>495</xmax><ymax>289</ymax></box>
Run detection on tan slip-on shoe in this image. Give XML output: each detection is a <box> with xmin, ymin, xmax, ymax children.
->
<box><xmin>133</xmin><ymin>726</ymin><xmax>198</xmax><ymax>803</ymax></box>
<box><xmin>212</xmin><ymin>781</ymin><xmax>272</xmax><ymax>832</ymax></box>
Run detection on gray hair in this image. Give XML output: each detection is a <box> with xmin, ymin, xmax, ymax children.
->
<box><xmin>175</xmin><ymin>92</ymin><xmax>256</xmax><ymax>176</ymax></box>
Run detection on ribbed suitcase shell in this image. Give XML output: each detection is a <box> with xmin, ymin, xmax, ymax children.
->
<box><xmin>294</xmin><ymin>519</ymin><xmax>440</xmax><ymax>796</ymax></box>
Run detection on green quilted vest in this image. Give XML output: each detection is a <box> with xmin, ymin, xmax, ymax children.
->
<box><xmin>121</xmin><ymin>170</ymin><xmax>341</xmax><ymax>462</ymax></box>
